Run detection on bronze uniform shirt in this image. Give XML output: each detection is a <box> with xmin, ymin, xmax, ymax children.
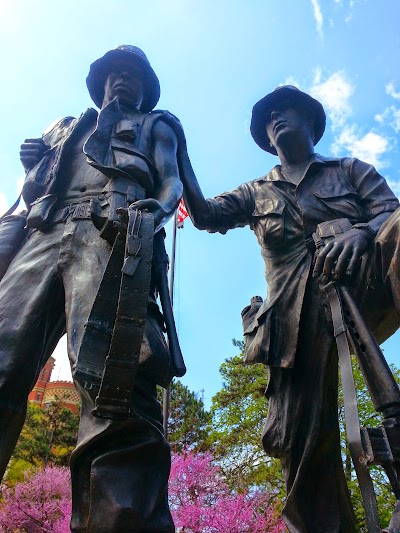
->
<box><xmin>204</xmin><ymin>154</ymin><xmax>399</xmax><ymax>367</ymax></box>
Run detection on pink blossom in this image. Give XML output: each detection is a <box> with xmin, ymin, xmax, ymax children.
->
<box><xmin>0</xmin><ymin>453</ymin><xmax>285</xmax><ymax>532</ymax></box>
<box><xmin>169</xmin><ymin>451</ymin><xmax>285</xmax><ymax>533</ymax></box>
<box><xmin>0</xmin><ymin>466</ymin><xmax>71</xmax><ymax>532</ymax></box>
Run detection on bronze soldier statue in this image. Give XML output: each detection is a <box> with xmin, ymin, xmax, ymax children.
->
<box><xmin>174</xmin><ymin>86</ymin><xmax>400</xmax><ymax>532</ymax></box>
<box><xmin>0</xmin><ymin>46</ymin><xmax>183</xmax><ymax>532</ymax></box>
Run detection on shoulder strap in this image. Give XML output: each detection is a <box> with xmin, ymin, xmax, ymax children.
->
<box><xmin>0</xmin><ymin>193</ymin><xmax>22</xmax><ymax>223</ymax></box>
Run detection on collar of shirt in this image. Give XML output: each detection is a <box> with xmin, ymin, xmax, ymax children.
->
<box><xmin>257</xmin><ymin>153</ymin><xmax>341</xmax><ymax>185</ymax></box>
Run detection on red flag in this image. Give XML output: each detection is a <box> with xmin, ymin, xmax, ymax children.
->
<box><xmin>177</xmin><ymin>199</ymin><xmax>188</xmax><ymax>228</ymax></box>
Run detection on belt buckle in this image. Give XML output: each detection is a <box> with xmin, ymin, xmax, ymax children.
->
<box><xmin>71</xmin><ymin>203</ymin><xmax>90</xmax><ymax>220</ymax></box>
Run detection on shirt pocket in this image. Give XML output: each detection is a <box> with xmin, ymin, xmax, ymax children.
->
<box><xmin>252</xmin><ymin>197</ymin><xmax>286</xmax><ymax>245</ymax></box>
<box><xmin>313</xmin><ymin>182</ymin><xmax>362</xmax><ymax>219</ymax></box>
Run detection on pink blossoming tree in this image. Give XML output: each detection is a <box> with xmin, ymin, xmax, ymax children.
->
<box><xmin>0</xmin><ymin>466</ymin><xmax>71</xmax><ymax>533</ymax></box>
<box><xmin>169</xmin><ymin>451</ymin><xmax>286</xmax><ymax>532</ymax></box>
<box><xmin>0</xmin><ymin>453</ymin><xmax>285</xmax><ymax>532</ymax></box>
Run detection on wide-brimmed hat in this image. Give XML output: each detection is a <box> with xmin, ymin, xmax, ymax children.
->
<box><xmin>250</xmin><ymin>85</ymin><xmax>326</xmax><ymax>155</ymax></box>
<box><xmin>86</xmin><ymin>45</ymin><xmax>160</xmax><ymax>112</ymax></box>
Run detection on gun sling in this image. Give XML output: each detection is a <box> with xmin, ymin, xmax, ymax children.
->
<box><xmin>74</xmin><ymin>208</ymin><xmax>154</xmax><ymax>420</ymax></box>
<box><xmin>324</xmin><ymin>281</ymin><xmax>381</xmax><ymax>533</ymax></box>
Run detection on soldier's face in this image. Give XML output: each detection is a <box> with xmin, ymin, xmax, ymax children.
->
<box><xmin>103</xmin><ymin>60</ymin><xmax>144</xmax><ymax>109</ymax></box>
<box><xmin>266</xmin><ymin>102</ymin><xmax>313</xmax><ymax>150</ymax></box>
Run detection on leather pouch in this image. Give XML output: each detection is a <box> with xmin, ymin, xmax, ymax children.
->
<box><xmin>313</xmin><ymin>218</ymin><xmax>352</xmax><ymax>250</ymax></box>
<box><xmin>26</xmin><ymin>194</ymin><xmax>58</xmax><ymax>229</ymax></box>
<box><xmin>90</xmin><ymin>178</ymin><xmax>145</xmax><ymax>244</ymax></box>
<box><xmin>0</xmin><ymin>212</ymin><xmax>28</xmax><ymax>280</ymax></box>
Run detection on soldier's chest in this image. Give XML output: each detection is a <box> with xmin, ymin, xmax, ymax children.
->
<box><xmin>251</xmin><ymin>170</ymin><xmax>363</xmax><ymax>250</ymax></box>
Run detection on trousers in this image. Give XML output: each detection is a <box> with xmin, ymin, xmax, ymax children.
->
<box><xmin>262</xmin><ymin>209</ymin><xmax>400</xmax><ymax>533</ymax></box>
<box><xmin>0</xmin><ymin>218</ymin><xmax>174</xmax><ymax>532</ymax></box>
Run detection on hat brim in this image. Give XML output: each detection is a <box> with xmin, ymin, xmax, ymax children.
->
<box><xmin>86</xmin><ymin>49</ymin><xmax>160</xmax><ymax>112</ymax></box>
<box><xmin>250</xmin><ymin>87</ymin><xmax>326</xmax><ymax>154</ymax></box>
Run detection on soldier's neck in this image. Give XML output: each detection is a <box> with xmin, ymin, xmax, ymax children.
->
<box><xmin>279</xmin><ymin>151</ymin><xmax>315</xmax><ymax>185</ymax></box>
<box><xmin>101</xmin><ymin>96</ymin><xmax>142</xmax><ymax>115</ymax></box>
<box><xmin>275</xmin><ymin>134</ymin><xmax>314</xmax><ymax>168</ymax></box>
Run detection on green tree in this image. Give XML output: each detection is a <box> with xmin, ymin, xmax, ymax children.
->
<box><xmin>208</xmin><ymin>340</ymin><xmax>399</xmax><ymax>529</ymax></box>
<box><xmin>5</xmin><ymin>400</ymin><xmax>79</xmax><ymax>484</ymax></box>
<box><xmin>159</xmin><ymin>380</ymin><xmax>211</xmax><ymax>453</ymax></box>
<box><xmin>208</xmin><ymin>340</ymin><xmax>285</xmax><ymax>500</ymax></box>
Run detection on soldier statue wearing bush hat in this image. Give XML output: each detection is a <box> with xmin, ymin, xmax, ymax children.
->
<box><xmin>174</xmin><ymin>84</ymin><xmax>400</xmax><ymax>532</ymax></box>
<box><xmin>0</xmin><ymin>45</ymin><xmax>184</xmax><ymax>532</ymax></box>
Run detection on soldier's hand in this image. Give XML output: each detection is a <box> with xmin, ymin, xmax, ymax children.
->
<box><xmin>131</xmin><ymin>199</ymin><xmax>167</xmax><ymax>229</ymax></box>
<box><xmin>313</xmin><ymin>228</ymin><xmax>371</xmax><ymax>281</ymax></box>
<box><xmin>116</xmin><ymin>200</ymin><xmax>166</xmax><ymax>234</ymax></box>
<box><xmin>20</xmin><ymin>138</ymin><xmax>49</xmax><ymax>172</ymax></box>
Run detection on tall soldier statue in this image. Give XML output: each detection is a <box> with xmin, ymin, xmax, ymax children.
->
<box><xmin>0</xmin><ymin>46</ymin><xmax>184</xmax><ymax>532</ymax></box>
<box><xmin>173</xmin><ymin>86</ymin><xmax>400</xmax><ymax>532</ymax></box>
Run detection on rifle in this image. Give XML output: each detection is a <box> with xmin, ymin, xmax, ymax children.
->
<box><xmin>314</xmin><ymin>220</ymin><xmax>400</xmax><ymax>533</ymax></box>
<box><xmin>153</xmin><ymin>230</ymin><xmax>186</xmax><ymax>378</ymax></box>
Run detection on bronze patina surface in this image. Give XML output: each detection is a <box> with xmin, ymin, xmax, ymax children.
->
<box><xmin>0</xmin><ymin>45</ymin><xmax>184</xmax><ymax>532</ymax></box>
<box><xmin>176</xmin><ymin>85</ymin><xmax>400</xmax><ymax>532</ymax></box>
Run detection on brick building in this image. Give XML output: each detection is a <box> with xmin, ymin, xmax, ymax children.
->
<box><xmin>28</xmin><ymin>357</ymin><xmax>80</xmax><ymax>415</ymax></box>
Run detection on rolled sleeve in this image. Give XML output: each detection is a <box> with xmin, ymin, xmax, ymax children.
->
<box><xmin>344</xmin><ymin>158</ymin><xmax>399</xmax><ymax>219</ymax></box>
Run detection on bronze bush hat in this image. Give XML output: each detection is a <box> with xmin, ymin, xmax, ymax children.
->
<box><xmin>250</xmin><ymin>85</ymin><xmax>326</xmax><ymax>155</ymax></box>
<box><xmin>86</xmin><ymin>45</ymin><xmax>160</xmax><ymax>112</ymax></box>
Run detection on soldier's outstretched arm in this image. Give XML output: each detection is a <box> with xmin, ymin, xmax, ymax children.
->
<box><xmin>158</xmin><ymin>112</ymin><xmax>217</xmax><ymax>231</ymax></box>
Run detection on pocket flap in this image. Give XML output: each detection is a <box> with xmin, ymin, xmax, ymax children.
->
<box><xmin>314</xmin><ymin>183</ymin><xmax>356</xmax><ymax>199</ymax></box>
<box><xmin>252</xmin><ymin>197</ymin><xmax>285</xmax><ymax>217</ymax></box>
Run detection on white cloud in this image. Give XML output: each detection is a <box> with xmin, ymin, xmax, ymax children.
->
<box><xmin>310</xmin><ymin>70</ymin><xmax>355</xmax><ymax>128</ymax></box>
<box><xmin>393</xmin><ymin>110</ymin><xmax>400</xmax><ymax>132</ymax></box>
<box><xmin>332</xmin><ymin>126</ymin><xmax>389</xmax><ymax>169</ymax></box>
<box><xmin>283</xmin><ymin>69</ymin><xmax>394</xmax><ymax>169</ymax></box>
<box><xmin>386</xmin><ymin>83</ymin><xmax>400</xmax><ymax>101</ymax></box>
<box><xmin>374</xmin><ymin>106</ymin><xmax>400</xmax><ymax>133</ymax></box>
<box><xmin>310</xmin><ymin>0</ymin><xmax>324</xmax><ymax>37</ymax></box>
<box><xmin>346</xmin><ymin>0</ymin><xmax>359</xmax><ymax>23</ymax></box>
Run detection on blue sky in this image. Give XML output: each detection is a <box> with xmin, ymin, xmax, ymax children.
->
<box><xmin>0</xmin><ymin>0</ymin><xmax>399</xmax><ymax>406</ymax></box>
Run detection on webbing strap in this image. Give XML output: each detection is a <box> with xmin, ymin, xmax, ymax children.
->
<box><xmin>92</xmin><ymin>209</ymin><xmax>154</xmax><ymax>419</ymax></box>
<box><xmin>324</xmin><ymin>281</ymin><xmax>381</xmax><ymax>533</ymax></box>
<box><xmin>73</xmin><ymin>208</ymin><xmax>154</xmax><ymax>419</ymax></box>
<box><xmin>73</xmin><ymin>234</ymin><xmax>124</xmax><ymax>387</ymax></box>
<box><xmin>0</xmin><ymin>193</ymin><xmax>22</xmax><ymax>222</ymax></box>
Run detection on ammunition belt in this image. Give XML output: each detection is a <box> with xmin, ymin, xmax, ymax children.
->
<box><xmin>51</xmin><ymin>200</ymin><xmax>92</xmax><ymax>223</ymax></box>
